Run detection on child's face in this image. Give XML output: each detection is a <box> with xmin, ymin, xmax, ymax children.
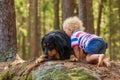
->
<box><xmin>63</xmin><ymin>28</ymin><xmax>72</xmax><ymax>37</ymax></box>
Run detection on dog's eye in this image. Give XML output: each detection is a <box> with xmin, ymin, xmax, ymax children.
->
<box><xmin>47</xmin><ymin>43</ymin><xmax>49</xmax><ymax>46</ymax></box>
<box><xmin>43</xmin><ymin>43</ymin><xmax>46</xmax><ymax>47</ymax></box>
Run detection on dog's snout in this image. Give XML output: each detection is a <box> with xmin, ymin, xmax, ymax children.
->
<box><xmin>44</xmin><ymin>48</ymin><xmax>48</xmax><ymax>58</ymax></box>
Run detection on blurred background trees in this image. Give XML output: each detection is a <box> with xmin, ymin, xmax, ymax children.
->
<box><xmin>4</xmin><ymin>0</ymin><xmax>119</xmax><ymax>60</ymax></box>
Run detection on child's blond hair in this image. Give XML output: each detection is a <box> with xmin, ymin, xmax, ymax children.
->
<box><xmin>63</xmin><ymin>16</ymin><xmax>85</xmax><ymax>32</ymax></box>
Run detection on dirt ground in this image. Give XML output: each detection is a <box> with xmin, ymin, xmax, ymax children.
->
<box><xmin>0</xmin><ymin>60</ymin><xmax>120</xmax><ymax>80</ymax></box>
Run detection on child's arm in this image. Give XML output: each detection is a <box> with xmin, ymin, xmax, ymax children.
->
<box><xmin>73</xmin><ymin>46</ymin><xmax>80</xmax><ymax>61</ymax></box>
<box><xmin>73</xmin><ymin>46</ymin><xmax>85</xmax><ymax>61</ymax></box>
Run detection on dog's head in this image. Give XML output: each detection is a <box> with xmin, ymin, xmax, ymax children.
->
<box><xmin>41</xmin><ymin>33</ymin><xmax>60</xmax><ymax>60</ymax></box>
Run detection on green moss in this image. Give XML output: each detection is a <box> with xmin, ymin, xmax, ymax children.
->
<box><xmin>50</xmin><ymin>69</ymin><xmax>71</xmax><ymax>80</ymax></box>
<box><xmin>0</xmin><ymin>63</ymin><xmax>33</xmax><ymax>80</ymax></box>
<box><xmin>0</xmin><ymin>68</ymin><xmax>15</xmax><ymax>80</ymax></box>
<box><xmin>21</xmin><ymin>74</ymin><xmax>33</xmax><ymax>80</ymax></box>
<box><xmin>0</xmin><ymin>70</ymin><xmax>33</xmax><ymax>80</ymax></box>
<box><xmin>68</xmin><ymin>67</ymin><xmax>99</xmax><ymax>80</ymax></box>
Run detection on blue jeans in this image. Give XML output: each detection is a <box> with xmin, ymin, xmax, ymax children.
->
<box><xmin>85</xmin><ymin>38</ymin><xmax>107</xmax><ymax>54</ymax></box>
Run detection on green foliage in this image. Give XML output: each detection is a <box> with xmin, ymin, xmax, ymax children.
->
<box><xmin>19</xmin><ymin>27</ymin><xmax>27</xmax><ymax>36</ymax></box>
<box><xmin>15</xmin><ymin>0</ymin><xmax>28</xmax><ymax>18</ymax></box>
<box><xmin>0</xmin><ymin>68</ymin><xmax>15</xmax><ymax>80</ymax></box>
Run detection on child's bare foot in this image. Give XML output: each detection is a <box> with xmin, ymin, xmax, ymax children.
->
<box><xmin>103</xmin><ymin>58</ymin><xmax>111</xmax><ymax>67</ymax></box>
<box><xmin>97</xmin><ymin>54</ymin><xmax>105</xmax><ymax>67</ymax></box>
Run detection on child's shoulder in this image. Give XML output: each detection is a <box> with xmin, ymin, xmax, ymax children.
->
<box><xmin>71</xmin><ymin>30</ymin><xmax>82</xmax><ymax>38</ymax></box>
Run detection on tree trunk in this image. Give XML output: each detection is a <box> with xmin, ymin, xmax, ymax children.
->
<box><xmin>43</xmin><ymin>11</ymin><xmax>46</xmax><ymax>35</ymax></box>
<box><xmin>78</xmin><ymin>0</ymin><xmax>94</xmax><ymax>34</ymax></box>
<box><xmin>108</xmin><ymin>0</ymin><xmax>112</xmax><ymax>60</ymax></box>
<box><xmin>38</xmin><ymin>0</ymin><xmax>42</xmax><ymax>54</ymax></box>
<box><xmin>62</xmin><ymin>0</ymin><xmax>75</xmax><ymax>22</ymax></box>
<box><xmin>31</xmin><ymin>0</ymin><xmax>39</xmax><ymax>58</ymax></box>
<box><xmin>0</xmin><ymin>0</ymin><xmax>17</xmax><ymax>61</ymax></box>
<box><xmin>54</xmin><ymin>0</ymin><xmax>60</xmax><ymax>29</ymax></box>
<box><xmin>27</xmin><ymin>0</ymin><xmax>32</xmax><ymax>59</ymax></box>
<box><xmin>118</xmin><ymin>0</ymin><xmax>120</xmax><ymax>57</ymax></box>
<box><xmin>22</xmin><ymin>36</ymin><xmax>26</xmax><ymax>59</ymax></box>
<box><xmin>97</xmin><ymin>0</ymin><xmax>104</xmax><ymax>36</ymax></box>
<box><xmin>117</xmin><ymin>0</ymin><xmax>120</xmax><ymax>22</ymax></box>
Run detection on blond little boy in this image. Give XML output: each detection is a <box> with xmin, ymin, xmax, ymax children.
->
<box><xmin>63</xmin><ymin>16</ymin><xmax>110</xmax><ymax>67</ymax></box>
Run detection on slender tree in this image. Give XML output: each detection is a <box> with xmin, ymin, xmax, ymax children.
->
<box><xmin>31</xmin><ymin>0</ymin><xmax>39</xmax><ymax>58</ymax></box>
<box><xmin>78</xmin><ymin>0</ymin><xmax>94</xmax><ymax>33</ymax></box>
<box><xmin>97</xmin><ymin>0</ymin><xmax>104</xmax><ymax>36</ymax></box>
<box><xmin>27</xmin><ymin>0</ymin><xmax>32</xmax><ymax>59</ymax></box>
<box><xmin>42</xmin><ymin>0</ymin><xmax>47</xmax><ymax>34</ymax></box>
<box><xmin>118</xmin><ymin>0</ymin><xmax>120</xmax><ymax>23</ymax></box>
<box><xmin>108</xmin><ymin>0</ymin><xmax>112</xmax><ymax>60</ymax></box>
<box><xmin>118</xmin><ymin>0</ymin><xmax>120</xmax><ymax>57</ymax></box>
<box><xmin>38</xmin><ymin>0</ymin><xmax>42</xmax><ymax>54</ymax></box>
<box><xmin>22</xmin><ymin>36</ymin><xmax>26</xmax><ymax>59</ymax></box>
<box><xmin>0</xmin><ymin>0</ymin><xmax>17</xmax><ymax>61</ymax></box>
<box><xmin>62</xmin><ymin>0</ymin><xmax>75</xmax><ymax>22</ymax></box>
<box><xmin>54</xmin><ymin>0</ymin><xmax>60</xmax><ymax>29</ymax></box>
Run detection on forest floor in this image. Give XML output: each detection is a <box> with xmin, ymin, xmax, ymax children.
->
<box><xmin>0</xmin><ymin>60</ymin><xmax>120</xmax><ymax>80</ymax></box>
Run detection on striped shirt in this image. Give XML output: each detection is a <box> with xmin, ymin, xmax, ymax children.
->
<box><xmin>71</xmin><ymin>30</ymin><xmax>98</xmax><ymax>49</ymax></box>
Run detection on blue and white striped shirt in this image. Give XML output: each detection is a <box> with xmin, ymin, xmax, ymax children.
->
<box><xmin>71</xmin><ymin>30</ymin><xmax>98</xmax><ymax>50</ymax></box>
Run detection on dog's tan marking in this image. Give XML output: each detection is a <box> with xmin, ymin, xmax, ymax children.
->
<box><xmin>48</xmin><ymin>49</ymin><xmax>60</xmax><ymax>59</ymax></box>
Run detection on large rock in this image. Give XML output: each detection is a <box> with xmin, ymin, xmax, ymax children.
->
<box><xmin>32</xmin><ymin>61</ymin><xmax>100</xmax><ymax>80</ymax></box>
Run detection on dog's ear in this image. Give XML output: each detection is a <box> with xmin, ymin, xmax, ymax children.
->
<box><xmin>53</xmin><ymin>36</ymin><xmax>65</xmax><ymax>59</ymax></box>
<box><xmin>41</xmin><ymin>36</ymin><xmax>48</xmax><ymax>58</ymax></box>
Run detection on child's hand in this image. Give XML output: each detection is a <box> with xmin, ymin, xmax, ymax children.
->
<box><xmin>69</xmin><ymin>54</ymin><xmax>78</xmax><ymax>62</ymax></box>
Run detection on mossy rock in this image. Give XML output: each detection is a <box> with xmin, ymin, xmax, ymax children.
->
<box><xmin>32</xmin><ymin>63</ymin><xmax>100</xmax><ymax>80</ymax></box>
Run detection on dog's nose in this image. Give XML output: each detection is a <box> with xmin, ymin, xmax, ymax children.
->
<box><xmin>44</xmin><ymin>55</ymin><xmax>48</xmax><ymax>58</ymax></box>
<box><xmin>44</xmin><ymin>48</ymin><xmax>48</xmax><ymax>58</ymax></box>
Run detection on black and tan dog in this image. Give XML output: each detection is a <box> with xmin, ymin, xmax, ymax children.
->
<box><xmin>36</xmin><ymin>30</ymin><xmax>77</xmax><ymax>63</ymax></box>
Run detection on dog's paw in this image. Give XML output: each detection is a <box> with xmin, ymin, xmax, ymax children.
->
<box><xmin>69</xmin><ymin>54</ymin><xmax>78</xmax><ymax>62</ymax></box>
<box><xmin>35</xmin><ymin>55</ymin><xmax>45</xmax><ymax>64</ymax></box>
<box><xmin>70</xmin><ymin>57</ymin><xmax>78</xmax><ymax>62</ymax></box>
<box><xmin>35</xmin><ymin>58</ymin><xmax>44</xmax><ymax>64</ymax></box>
